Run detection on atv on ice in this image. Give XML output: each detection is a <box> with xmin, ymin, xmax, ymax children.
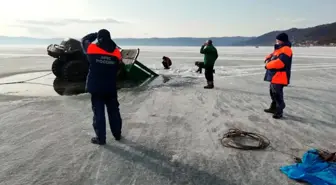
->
<box><xmin>47</xmin><ymin>38</ymin><xmax>88</xmax><ymax>82</ymax></box>
<box><xmin>47</xmin><ymin>38</ymin><xmax>159</xmax><ymax>85</ymax></box>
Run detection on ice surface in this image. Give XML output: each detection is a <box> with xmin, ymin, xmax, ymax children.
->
<box><xmin>0</xmin><ymin>72</ymin><xmax>58</xmax><ymax>97</ymax></box>
<box><xmin>0</xmin><ymin>45</ymin><xmax>335</xmax><ymax>185</ymax></box>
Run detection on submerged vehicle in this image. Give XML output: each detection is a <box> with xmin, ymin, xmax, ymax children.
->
<box><xmin>53</xmin><ymin>77</ymin><xmax>86</xmax><ymax>96</ymax></box>
<box><xmin>47</xmin><ymin>38</ymin><xmax>158</xmax><ymax>86</ymax></box>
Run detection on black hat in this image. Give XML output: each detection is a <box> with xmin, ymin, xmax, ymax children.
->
<box><xmin>276</xmin><ymin>33</ymin><xmax>289</xmax><ymax>42</ymax></box>
<box><xmin>207</xmin><ymin>39</ymin><xmax>213</xmax><ymax>45</ymax></box>
<box><xmin>97</xmin><ymin>29</ymin><xmax>111</xmax><ymax>40</ymax></box>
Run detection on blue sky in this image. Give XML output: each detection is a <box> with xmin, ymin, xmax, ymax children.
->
<box><xmin>0</xmin><ymin>0</ymin><xmax>335</xmax><ymax>38</ymax></box>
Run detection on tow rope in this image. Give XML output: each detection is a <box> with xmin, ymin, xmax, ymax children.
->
<box><xmin>0</xmin><ymin>72</ymin><xmax>52</xmax><ymax>86</ymax></box>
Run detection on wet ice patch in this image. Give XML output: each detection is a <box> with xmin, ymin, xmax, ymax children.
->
<box><xmin>0</xmin><ymin>72</ymin><xmax>58</xmax><ymax>97</ymax></box>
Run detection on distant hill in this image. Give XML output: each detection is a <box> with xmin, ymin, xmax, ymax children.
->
<box><xmin>2</xmin><ymin>21</ymin><xmax>336</xmax><ymax>46</ymax></box>
<box><xmin>0</xmin><ymin>36</ymin><xmax>253</xmax><ymax>46</ymax></box>
<box><xmin>117</xmin><ymin>37</ymin><xmax>253</xmax><ymax>46</ymax></box>
<box><xmin>236</xmin><ymin>22</ymin><xmax>336</xmax><ymax>46</ymax></box>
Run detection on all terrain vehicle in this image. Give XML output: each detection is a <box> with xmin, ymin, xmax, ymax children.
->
<box><xmin>47</xmin><ymin>38</ymin><xmax>158</xmax><ymax>85</ymax></box>
<box><xmin>47</xmin><ymin>38</ymin><xmax>88</xmax><ymax>82</ymax></box>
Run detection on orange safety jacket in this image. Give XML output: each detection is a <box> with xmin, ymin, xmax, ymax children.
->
<box><xmin>85</xmin><ymin>43</ymin><xmax>122</xmax><ymax>93</ymax></box>
<box><xmin>87</xmin><ymin>44</ymin><xmax>122</xmax><ymax>60</ymax></box>
<box><xmin>264</xmin><ymin>43</ymin><xmax>293</xmax><ymax>85</ymax></box>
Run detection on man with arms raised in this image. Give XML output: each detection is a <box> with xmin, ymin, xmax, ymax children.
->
<box><xmin>200</xmin><ymin>40</ymin><xmax>218</xmax><ymax>89</ymax></box>
<box><xmin>81</xmin><ymin>29</ymin><xmax>123</xmax><ymax>145</ymax></box>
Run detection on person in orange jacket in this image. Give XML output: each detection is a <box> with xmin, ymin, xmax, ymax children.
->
<box><xmin>264</xmin><ymin>33</ymin><xmax>293</xmax><ymax>119</ymax></box>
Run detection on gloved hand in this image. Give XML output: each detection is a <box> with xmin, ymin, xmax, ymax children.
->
<box><xmin>82</xmin><ymin>32</ymin><xmax>98</xmax><ymax>43</ymax></box>
<box><xmin>87</xmin><ymin>32</ymin><xmax>98</xmax><ymax>42</ymax></box>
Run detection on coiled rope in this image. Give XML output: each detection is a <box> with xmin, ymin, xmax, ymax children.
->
<box><xmin>220</xmin><ymin>128</ymin><xmax>306</xmax><ymax>162</ymax></box>
<box><xmin>220</xmin><ymin>128</ymin><xmax>270</xmax><ymax>150</ymax></box>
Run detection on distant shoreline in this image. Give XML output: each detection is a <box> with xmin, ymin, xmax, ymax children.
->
<box><xmin>1</xmin><ymin>21</ymin><xmax>335</xmax><ymax>47</ymax></box>
<box><xmin>0</xmin><ymin>44</ymin><xmax>334</xmax><ymax>48</ymax></box>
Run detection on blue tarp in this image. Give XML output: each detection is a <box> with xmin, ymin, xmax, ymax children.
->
<box><xmin>280</xmin><ymin>149</ymin><xmax>336</xmax><ymax>185</ymax></box>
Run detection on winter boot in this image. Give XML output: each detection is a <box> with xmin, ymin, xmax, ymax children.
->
<box><xmin>264</xmin><ymin>102</ymin><xmax>276</xmax><ymax>114</ymax></box>
<box><xmin>272</xmin><ymin>112</ymin><xmax>283</xmax><ymax>119</ymax></box>
<box><xmin>113</xmin><ymin>133</ymin><xmax>122</xmax><ymax>141</ymax></box>
<box><xmin>91</xmin><ymin>137</ymin><xmax>106</xmax><ymax>145</ymax></box>
<box><xmin>204</xmin><ymin>81</ymin><xmax>214</xmax><ymax>89</ymax></box>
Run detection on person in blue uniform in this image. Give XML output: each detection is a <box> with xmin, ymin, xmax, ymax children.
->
<box><xmin>81</xmin><ymin>29</ymin><xmax>122</xmax><ymax>145</ymax></box>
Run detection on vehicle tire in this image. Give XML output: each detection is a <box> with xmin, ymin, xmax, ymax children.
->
<box><xmin>51</xmin><ymin>59</ymin><xmax>64</xmax><ymax>78</ymax></box>
<box><xmin>53</xmin><ymin>78</ymin><xmax>67</xmax><ymax>95</ymax></box>
<box><xmin>53</xmin><ymin>77</ymin><xmax>86</xmax><ymax>96</ymax></box>
<box><xmin>62</xmin><ymin>60</ymin><xmax>89</xmax><ymax>82</ymax></box>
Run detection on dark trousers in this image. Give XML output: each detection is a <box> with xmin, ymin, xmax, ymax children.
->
<box><xmin>195</xmin><ymin>62</ymin><xmax>204</xmax><ymax>73</ymax></box>
<box><xmin>162</xmin><ymin>61</ymin><xmax>170</xmax><ymax>69</ymax></box>
<box><xmin>91</xmin><ymin>93</ymin><xmax>122</xmax><ymax>141</ymax></box>
<box><xmin>270</xmin><ymin>84</ymin><xmax>285</xmax><ymax>114</ymax></box>
<box><xmin>205</xmin><ymin>66</ymin><xmax>214</xmax><ymax>82</ymax></box>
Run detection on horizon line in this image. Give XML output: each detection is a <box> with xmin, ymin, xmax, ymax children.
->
<box><xmin>1</xmin><ymin>20</ymin><xmax>335</xmax><ymax>40</ymax></box>
<box><xmin>0</xmin><ymin>35</ymin><xmax>257</xmax><ymax>39</ymax></box>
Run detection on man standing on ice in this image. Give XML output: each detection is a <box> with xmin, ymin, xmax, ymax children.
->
<box><xmin>264</xmin><ymin>33</ymin><xmax>293</xmax><ymax>119</ymax></box>
<box><xmin>200</xmin><ymin>40</ymin><xmax>218</xmax><ymax>89</ymax></box>
<box><xmin>81</xmin><ymin>29</ymin><xmax>123</xmax><ymax>145</ymax></box>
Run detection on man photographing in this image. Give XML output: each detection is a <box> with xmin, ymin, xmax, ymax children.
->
<box><xmin>81</xmin><ymin>29</ymin><xmax>123</xmax><ymax>145</ymax></box>
<box><xmin>200</xmin><ymin>40</ymin><xmax>218</xmax><ymax>89</ymax></box>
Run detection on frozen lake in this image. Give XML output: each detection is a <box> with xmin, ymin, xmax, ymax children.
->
<box><xmin>0</xmin><ymin>45</ymin><xmax>335</xmax><ymax>185</ymax></box>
